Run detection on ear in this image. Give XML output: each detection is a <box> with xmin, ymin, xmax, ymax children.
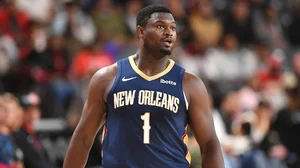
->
<box><xmin>136</xmin><ymin>25</ymin><xmax>144</xmax><ymax>39</ymax></box>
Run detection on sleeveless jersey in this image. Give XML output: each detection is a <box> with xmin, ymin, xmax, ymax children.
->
<box><xmin>102</xmin><ymin>55</ymin><xmax>190</xmax><ymax>168</ymax></box>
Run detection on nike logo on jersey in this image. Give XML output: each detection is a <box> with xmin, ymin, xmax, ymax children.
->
<box><xmin>122</xmin><ymin>76</ymin><xmax>137</xmax><ymax>82</ymax></box>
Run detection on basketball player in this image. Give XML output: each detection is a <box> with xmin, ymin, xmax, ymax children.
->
<box><xmin>64</xmin><ymin>4</ymin><xmax>224</xmax><ymax>168</ymax></box>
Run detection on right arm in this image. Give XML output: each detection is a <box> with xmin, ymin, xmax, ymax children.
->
<box><xmin>63</xmin><ymin>64</ymin><xmax>117</xmax><ymax>168</ymax></box>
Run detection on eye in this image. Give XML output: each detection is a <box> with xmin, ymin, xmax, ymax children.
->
<box><xmin>171</xmin><ymin>27</ymin><xmax>177</xmax><ymax>31</ymax></box>
<box><xmin>157</xmin><ymin>25</ymin><xmax>164</xmax><ymax>29</ymax></box>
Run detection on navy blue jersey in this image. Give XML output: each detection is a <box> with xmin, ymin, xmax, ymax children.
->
<box><xmin>103</xmin><ymin>55</ymin><xmax>190</xmax><ymax>168</ymax></box>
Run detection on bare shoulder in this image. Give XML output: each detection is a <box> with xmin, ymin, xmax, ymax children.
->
<box><xmin>182</xmin><ymin>72</ymin><xmax>207</xmax><ymax>103</ymax></box>
<box><xmin>91</xmin><ymin>63</ymin><xmax>118</xmax><ymax>83</ymax></box>
<box><xmin>183</xmin><ymin>72</ymin><xmax>204</xmax><ymax>86</ymax></box>
<box><xmin>88</xmin><ymin>63</ymin><xmax>118</xmax><ymax>102</ymax></box>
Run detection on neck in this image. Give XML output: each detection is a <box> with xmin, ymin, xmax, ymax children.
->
<box><xmin>0</xmin><ymin>125</ymin><xmax>10</xmax><ymax>135</ymax></box>
<box><xmin>135</xmin><ymin>47</ymin><xmax>170</xmax><ymax>76</ymax></box>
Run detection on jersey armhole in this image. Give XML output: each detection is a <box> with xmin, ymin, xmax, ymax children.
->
<box><xmin>183</xmin><ymin>91</ymin><xmax>189</xmax><ymax>110</ymax></box>
<box><xmin>178</xmin><ymin>68</ymin><xmax>189</xmax><ymax>111</ymax></box>
<box><xmin>107</xmin><ymin>60</ymin><xmax>123</xmax><ymax>98</ymax></box>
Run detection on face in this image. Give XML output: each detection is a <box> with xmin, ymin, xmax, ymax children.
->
<box><xmin>168</xmin><ymin>0</ymin><xmax>185</xmax><ymax>18</ymax></box>
<box><xmin>51</xmin><ymin>36</ymin><xmax>64</xmax><ymax>51</ymax></box>
<box><xmin>24</xmin><ymin>106</ymin><xmax>40</xmax><ymax>127</ymax></box>
<box><xmin>199</xmin><ymin>2</ymin><xmax>214</xmax><ymax>18</ymax></box>
<box><xmin>4</xmin><ymin>101</ymin><xmax>18</xmax><ymax>129</ymax></box>
<box><xmin>249</xmin><ymin>75</ymin><xmax>261</xmax><ymax>91</ymax></box>
<box><xmin>138</xmin><ymin>12</ymin><xmax>177</xmax><ymax>56</ymax></box>
<box><xmin>127</xmin><ymin>0</ymin><xmax>142</xmax><ymax>14</ymax></box>
<box><xmin>222</xmin><ymin>92</ymin><xmax>240</xmax><ymax>115</ymax></box>
<box><xmin>232</xmin><ymin>1</ymin><xmax>249</xmax><ymax>21</ymax></box>
<box><xmin>223</xmin><ymin>34</ymin><xmax>238</xmax><ymax>50</ymax></box>
<box><xmin>7</xmin><ymin>1</ymin><xmax>17</xmax><ymax>13</ymax></box>
<box><xmin>265</xmin><ymin>7</ymin><xmax>278</xmax><ymax>22</ymax></box>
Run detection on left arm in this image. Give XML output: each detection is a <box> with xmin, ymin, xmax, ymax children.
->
<box><xmin>183</xmin><ymin>72</ymin><xmax>224</xmax><ymax>168</ymax></box>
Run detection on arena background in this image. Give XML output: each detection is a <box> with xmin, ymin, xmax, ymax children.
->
<box><xmin>0</xmin><ymin>0</ymin><xmax>300</xmax><ymax>168</ymax></box>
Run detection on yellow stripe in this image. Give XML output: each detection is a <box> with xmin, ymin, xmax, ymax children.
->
<box><xmin>101</xmin><ymin>126</ymin><xmax>105</xmax><ymax>144</ymax></box>
<box><xmin>183</xmin><ymin>126</ymin><xmax>191</xmax><ymax>164</ymax></box>
<box><xmin>101</xmin><ymin>126</ymin><xmax>107</xmax><ymax>157</ymax></box>
<box><xmin>128</xmin><ymin>55</ymin><xmax>175</xmax><ymax>81</ymax></box>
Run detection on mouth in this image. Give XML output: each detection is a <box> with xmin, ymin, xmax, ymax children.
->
<box><xmin>162</xmin><ymin>39</ymin><xmax>173</xmax><ymax>47</ymax></box>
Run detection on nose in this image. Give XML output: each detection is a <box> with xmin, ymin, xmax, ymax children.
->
<box><xmin>164</xmin><ymin>27</ymin><xmax>173</xmax><ymax>37</ymax></box>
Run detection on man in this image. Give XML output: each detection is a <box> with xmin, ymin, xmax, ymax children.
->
<box><xmin>64</xmin><ymin>4</ymin><xmax>224</xmax><ymax>168</ymax></box>
<box><xmin>13</xmin><ymin>92</ymin><xmax>54</xmax><ymax>168</ymax></box>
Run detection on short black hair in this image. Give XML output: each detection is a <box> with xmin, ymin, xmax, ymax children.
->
<box><xmin>136</xmin><ymin>4</ymin><xmax>172</xmax><ymax>28</ymax></box>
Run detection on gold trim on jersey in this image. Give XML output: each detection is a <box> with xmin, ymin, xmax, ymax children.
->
<box><xmin>101</xmin><ymin>125</ymin><xmax>107</xmax><ymax>157</ymax></box>
<box><xmin>183</xmin><ymin>126</ymin><xmax>191</xmax><ymax>165</ymax></box>
<box><xmin>128</xmin><ymin>55</ymin><xmax>175</xmax><ymax>81</ymax></box>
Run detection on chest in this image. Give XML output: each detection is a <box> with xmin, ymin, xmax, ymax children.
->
<box><xmin>112</xmin><ymin>87</ymin><xmax>182</xmax><ymax>114</ymax></box>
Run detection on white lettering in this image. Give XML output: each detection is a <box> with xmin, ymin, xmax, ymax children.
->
<box><xmin>125</xmin><ymin>90</ymin><xmax>136</xmax><ymax>105</ymax></box>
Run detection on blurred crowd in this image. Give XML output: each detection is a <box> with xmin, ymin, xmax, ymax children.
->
<box><xmin>0</xmin><ymin>0</ymin><xmax>300</xmax><ymax>167</ymax></box>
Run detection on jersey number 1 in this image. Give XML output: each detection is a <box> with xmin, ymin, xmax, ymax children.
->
<box><xmin>141</xmin><ymin>112</ymin><xmax>151</xmax><ymax>144</ymax></box>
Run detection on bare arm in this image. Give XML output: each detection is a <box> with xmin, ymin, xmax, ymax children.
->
<box><xmin>183</xmin><ymin>72</ymin><xmax>224</xmax><ymax>168</ymax></box>
<box><xmin>63</xmin><ymin>65</ymin><xmax>117</xmax><ymax>168</ymax></box>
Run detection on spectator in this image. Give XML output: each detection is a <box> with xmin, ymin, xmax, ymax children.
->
<box><xmin>0</xmin><ymin>96</ymin><xmax>15</xmax><ymax>167</ymax></box>
<box><xmin>213</xmin><ymin>92</ymin><xmax>250</xmax><ymax>168</ymax></box>
<box><xmin>271</xmin><ymin>86</ymin><xmax>300</xmax><ymax>168</ymax></box>
<box><xmin>234</xmin><ymin>101</ymin><xmax>273</xmax><ymax>145</ymax></box>
<box><xmin>237</xmin><ymin>101</ymin><xmax>288</xmax><ymax>168</ymax></box>
<box><xmin>0</xmin><ymin>0</ymin><xmax>30</xmax><ymax>45</ymax></box>
<box><xmin>29</xmin><ymin>21</ymin><xmax>48</xmax><ymax>53</ymax></box>
<box><xmin>167</xmin><ymin>0</ymin><xmax>189</xmax><ymax>43</ymax></box>
<box><xmin>172</xmin><ymin>39</ymin><xmax>204</xmax><ymax>77</ymax></box>
<box><xmin>45</xmin><ymin>36</ymin><xmax>74</xmax><ymax>117</ymax></box>
<box><xmin>124</xmin><ymin>0</ymin><xmax>143</xmax><ymax>35</ymax></box>
<box><xmin>51</xmin><ymin>0</ymin><xmax>96</xmax><ymax>55</ymax></box>
<box><xmin>69</xmin><ymin>37</ymin><xmax>114</xmax><ymax>81</ymax></box>
<box><xmin>15</xmin><ymin>0</ymin><xmax>54</xmax><ymax>24</ymax></box>
<box><xmin>2</xmin><ymin>93</ymin><xmax>24</xmax><ymax>168</ymax></box>
<box><xmin>69</xmin><ymin>35</ymin><xmax>114</xmax><ymax>104</ymax></box>
<box><xmin>204</xmin><ymin>33</ymin><xmax>257</xmax><ymax>98</ymax></box>
<box><xmin>223</xmin><ymin>0</ymin><xmax>255</xmax><ymax>46</ymax></box>
<box><xmin>13</xmin><ymin>92</ymin><xmax>55</xmax><ymax>168</ymax></box>
<box><xmin>239</xmin><ymin>74</ymin><xmax>262</xmax><ymax>112</ymax></box>
<box><xmin>0</xmin><ymin>27</ymin><xmax>19</xmax><ymax>76</ymax></box>
<box><xmin>0</xmin><ymin>0</ymin><xmax>30</xmax><ymax>59</ymax></box>
<box><xmin>189</xmin><ymin>1</ymin><xmax>223</xmax><ymax>49</ymax></box>
<box><xmin>257</xmin><ymin>56</ymin><xmax>287</xmax><ymax>111</ymax></box>
<box><xmin>252</xmin><ymin>41</ymin><xmax>271</xmax><ymax>69</ymax></box>
<box><xmin>91</xmin><ymin>0</ymin><xmax>126</xmax><ymax>38</ymax></box>
<box><xmin>254</xmin><ymin>4</ymin><xmax>286</xmax><ymax>49</ymax></box>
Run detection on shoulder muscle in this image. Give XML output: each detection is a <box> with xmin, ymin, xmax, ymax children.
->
<box><xmin>182</xmin><ymin>72</ymin><xmax>208</xmax><ymax>105</ymax></box>
<box><xmin>89</xmin><ymin>63</ymin><xmax>118</xmax><ymax>103</ymax></box>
